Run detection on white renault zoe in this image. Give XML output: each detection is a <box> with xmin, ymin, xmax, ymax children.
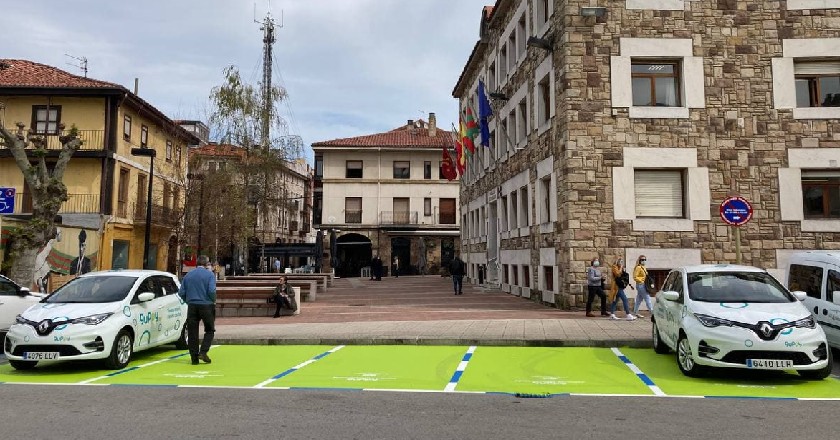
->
<box><xmin>651</xmin><ymin>264</ymin><xmax>832</xmax><ymax>379</ymax></box>
<box><xmin>4</xmin><ymin>270</ymin><xmax>187</xmax><ymax>370</ymax></box>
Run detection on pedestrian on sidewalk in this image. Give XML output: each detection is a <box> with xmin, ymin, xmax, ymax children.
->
<box><xmin>449</xmin><ymin>253</ymin><xmax>466</xmax><ymax>295</ymax></box>
<box><xmin>271</xmin><ymin>275</ymin><xmax>297</xmax><ymax>318</ymax></box>
<box><xmin>178</xmin><ymin>255</ymin><xmax>216</xmax><ymax>365</ymax></box>
<box><xmin>633</xmin><ymin>255</ymin><xmax>654</xmax><ymax>318</ymax></box>
<box><xmin>274</xmin><ymin>259</ymin><xmax>282</xmax><ymax>274</ymax></box>
<box><xmin>373</xmin><ymin>255</ymin><xmax>383</xmax><ymax>281</ymax></box>
<box><xmin>585</xmin><ymin>257</ymin><xmax>608</xmax><ymax>317</ymax></box>
<box><xmin>608</xmin><ymin>258</ymin><xmax>635</xmax><ymax>320</ymax></box>
<box><xmin>393</xmin><ymin>256</ymin><xmax>400</xmax><ymax>278</ymax></box>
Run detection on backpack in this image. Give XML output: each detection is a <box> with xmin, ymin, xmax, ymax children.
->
<box><xmin>615</xmin><ymin>271</ymin><xmax>630</xmax><ymax>289</ymax></box>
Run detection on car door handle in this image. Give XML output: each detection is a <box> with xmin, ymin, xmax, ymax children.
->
<box><xmin>814</xmin><ymin>306</ymin><xmax>819</xmax><ymax>314</ymax></box>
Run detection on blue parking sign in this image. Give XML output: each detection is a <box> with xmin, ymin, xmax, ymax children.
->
<box><xmin>719</xmin><ymin>196</ymin><xmax>753</xmax><ymax>227</ymax></box>
<box><xmin>0</xmin><ymin>187</ymin><xmax>15</xmax><ymax>214</ymax></box>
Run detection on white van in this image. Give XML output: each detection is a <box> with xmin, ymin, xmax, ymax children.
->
<box><xmin>786</xmin><ymin>251</ymin><xmax>840</xmax><ymax>349</ymax></box>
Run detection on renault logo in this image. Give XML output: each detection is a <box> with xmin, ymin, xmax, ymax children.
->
<box><xmin>37</xmin><ymin>319</ymin><xmax>52</xmax><ymax>334</ymax></box>
<box><xmin>759</xmin><ymin>322</ymin><xmax>773</xmax><ymax>337</ymax></box>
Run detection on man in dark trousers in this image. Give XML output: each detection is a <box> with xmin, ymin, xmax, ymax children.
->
<box><xmin>449</xmin><ymin>253</ymin><xmax>466</xmax><ymax>295</ymax></box>
<box><xmin>372</xmin><ymin>254</ymin><xmax>383</xmax><ymax>281</ymax></box>
<box><xmin>178</xmin><ymin>255</ymin><xmax>217</xmax><ymax>365</ymax></box>
<box><xmin>272</xmin><ymin>276</ymin><xmax>297</xmax><ymax>318</ymax></box>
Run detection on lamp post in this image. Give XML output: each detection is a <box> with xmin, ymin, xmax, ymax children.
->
<box><xmin>131</xmin><ymin>147</ymin><xmax>156</xmax><ymax>270</ymax></box>
<box><xmin>187</xmin><ymin>173</ymin><xmax>205</xmax><ymax>258</ymax></box>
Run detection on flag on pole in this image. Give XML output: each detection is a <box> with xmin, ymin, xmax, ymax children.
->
<box><xmin>453</xmin><ymin>137</ymin><xmax>466</xmax><ymax>176</ymax></box>
<box><xmin>441</xmin><ymin>146</ymin><xmax>457</xmax><ymax>181</ymax></box>
<box><xmin>477</xmin><ymin>80</ymin><xmax>493</xmax><ymax>148</ymax></box>
<box><xmin>459</xmin><ymin>117</ymin><xmax>475</xmax><ymax>156</ymax></box>
<box><xmin>465</xmin><ymin>107</ymin><xmax>479</xmax><ymax>140</ymax></box>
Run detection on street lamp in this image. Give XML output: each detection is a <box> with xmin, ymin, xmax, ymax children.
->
<box><xmin>187</xmin><ymin>173</ymin><xmax>205</xmax><ymax>258</ymax></box>
<box><xmin>131</xmin><ymin>147</ymin><xmax>156</xmax><ymax>270</ymax></box>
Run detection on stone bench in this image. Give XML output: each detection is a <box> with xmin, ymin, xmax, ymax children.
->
<box><xmin>216</xmin><ymin>286</ymin><xmax>301</xmax><ymax>318</ymax></box>
<box><xmin>216</xmin><ymin>280</ymin><xmax>317</xmax><ymax>302</ymax></box>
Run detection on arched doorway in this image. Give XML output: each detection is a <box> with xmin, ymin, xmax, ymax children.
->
<box><xmin>336</xmin><ymin>233</ymin><xmax>372</xmax><ymax>277</ymax></box>
<box><xmin>390</xmin><ymin>236</ymin><xmax>411</xmax><ymax>276</ymax></box>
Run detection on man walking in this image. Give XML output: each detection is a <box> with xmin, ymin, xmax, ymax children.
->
<box><xmin>178</xmin><ymin>255</ymin><xmax>217</xmax><ymax>365</ymax></box>
<box><xmin>449</xmin><ymin>253</ymin><xmax>465</xmax><ymax>295</ymax></box>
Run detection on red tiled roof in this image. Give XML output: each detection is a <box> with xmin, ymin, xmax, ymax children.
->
<box><xmin>312</xmin><ymin>121</ymin><xmax>456</xmax><ymax>149</ymax></box>
<box><xmin>0</xmin><ymin>59</ymin><xmax>122</xmax><ymax>89</ymax></box>
<box><xmin>189</xmin><ymin>143</ymin><xmax>247</xmax><ymax>159</ymax></box>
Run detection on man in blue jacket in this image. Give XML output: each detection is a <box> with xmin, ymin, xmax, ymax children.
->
<box><xmin>178</xmin><ymin>255</ymin><xmax>217</xmax><ymax>365</ymax></box>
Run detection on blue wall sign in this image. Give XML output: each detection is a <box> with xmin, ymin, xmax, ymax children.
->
<box><xmin>720</xmin><ymin>196</ymin><xmax>753</xmax><ymax>227</ymax></box>
<box><xmin>0</xmin><ymin>187</ymin><xmax>15</xmax><ymax>214</ymax></box>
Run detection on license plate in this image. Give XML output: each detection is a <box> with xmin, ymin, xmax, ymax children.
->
<box><xmin>22</xmin><ymin>352</ymin><xmax>59</xmax><ymax>361</ymax></box>
<box><xmin>746</xmin><ymin>359</ymin><xmax>793</xmax><ymax>369</ymax></box>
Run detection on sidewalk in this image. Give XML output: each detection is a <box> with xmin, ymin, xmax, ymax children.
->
<box><xmin>214</xmin><ymin>275</ymin><xmax>653</xmax><ymax>347</ymax></box>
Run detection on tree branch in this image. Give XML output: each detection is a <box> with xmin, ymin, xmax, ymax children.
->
<box><xmin>0</xmin><ymin>124</ymin><xmax>37</xmax><ymax>189</ymax></box>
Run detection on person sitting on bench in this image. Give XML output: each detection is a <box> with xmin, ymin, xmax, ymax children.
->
<box><xmin>272</xmin><ymin>276</ymin><xmax>297</xmax><ymax>318</ymax></box>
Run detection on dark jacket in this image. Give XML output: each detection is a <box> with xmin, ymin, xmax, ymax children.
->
<box><xmin>449</xmin><ymin>257</ymin><xmax>465</xmax><ymax>276</ymax></box>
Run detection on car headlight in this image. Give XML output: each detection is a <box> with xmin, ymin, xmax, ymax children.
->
<box><xmin>793</xmin><ymin>315</ymin><xmax>816</xmax><ymax>329</ymax></box>
<box><xmin>694</xmin><ymin>313</ymin><xmax>734</xmax><ymax>328</ymax></box>
<box><xmin>69</xmin><ymin>313</ymin><xmax>113</xmax><ymax>326</ymax></box>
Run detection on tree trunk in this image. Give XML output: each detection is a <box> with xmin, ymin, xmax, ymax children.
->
<box><xmin>9</xmin><ymin>239</ymin><xmax>40</xmax><ymax>290</ymax></box>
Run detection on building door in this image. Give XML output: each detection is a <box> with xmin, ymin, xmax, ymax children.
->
<box><xmin>487</xmin><ymin>201</ymin><xmax>498</xmax><ymax>283</ymax></box>
<box><xmin>335</xmin><ymin>233</ymin><xmax>372</xmax><ymax>278</ymax></box>
<box><xmin>390</xmin><ymin>237</ymin><xmax>411</xmax><ymax>276</ymax></box>
<box><xmin>112</xmin><ymin>240</ymin><xmax>130</xmax><ymax>270</ymax></box>
<box><xmin>393</xmin><ymin>198</ymin><xmax>410</xmax><ymax>224</ymax></box>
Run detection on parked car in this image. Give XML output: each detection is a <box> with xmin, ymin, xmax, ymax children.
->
<box><xmin>0</xmin><ymin>274</ymin><xmax>45</xmax><ymax>332</ymax></box>
<box><xmin>651</xmin><ymin>264</ymin><xmax>832</xmax><ymax>379</ymax></box>
<box><xmin>786</xmin><ymin>251</ymin><xmax>840</xmax><ymax>350</ymax></box>
<box><xmin>4</xmin><ymin>270</ymin><xmax>187</xmax><ymax>371</ymax></box>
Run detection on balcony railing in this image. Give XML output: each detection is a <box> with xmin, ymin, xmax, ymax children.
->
<box><xmin>438</xmin><ymin>212</ymin><xmax>457</xmax><ymax>225</ymax></box>
<box><xmin>380</xmin><ymin>211</ymin><xmax>418</xmax><ymax>225</ymax></box>
<box><xmin>133</xmin><ymin>203</ymin><xmax>180</xmax><ymax>227</ymax></box>
<box><xmin>345</xmin><ymin>210</ymin><xmax>362</xmax><ymax>224</ymax></box>
<box><xmin>0</xmin><ymin>130</ymin><xmax>106</xmax><ymax>151</ymax></box>
<box><xmin>14</xmin><ymin>193</ymin><xmax>101</xmax><ymax>214</ymax></box>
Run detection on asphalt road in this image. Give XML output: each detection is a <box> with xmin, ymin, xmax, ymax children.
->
<box><xmin>0</xmin><ymin>385</ymin><xmax>835</xmax><ymax>440</ymax></box>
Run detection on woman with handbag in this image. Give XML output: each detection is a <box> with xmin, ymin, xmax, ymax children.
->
<box><xmin>609</xmin><ymin>258</ymin><xmax>635</xmax><ymax>320</ymax></box>
<box><xmin>632</xmin><ymin>255</ymin><xmax>654</xmax><ymax>318</ymax></box>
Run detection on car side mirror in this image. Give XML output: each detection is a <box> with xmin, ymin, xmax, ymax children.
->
<box><xmin>660</xmin><ymin>291</ymin><xmax>680</xmax><ymax>302</ymax></box>
<box><xmin>18</xmin><ymin>287</ymin><xmax>30</xmax><ymax>297</ymax></box>
<box><xmin>137</xmin><ymin>291</ymin><xmax>156</xmax><ymax>302</ymax></box>
<box><xmin>833</xmin><ymin>292</ymin><xmax>840</xmax><ymax>306</ymax></box>
<box><xmin>792</xmin><ymin>291</ymin><xmax>808</xmax><ymax>301</ymax></box>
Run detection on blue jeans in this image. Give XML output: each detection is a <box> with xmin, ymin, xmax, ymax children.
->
<box><xmin>452</xmin><ymin>275</ymin><xmax>463</xmax><ymax>294</ymax></box>
<box><xmin>611</xmin><ymin>289</ymin><xmax>630</xmax><ymax>315</ymax></box>
<box><xmin>634</xmin><ymin>283</ymin><xmax>653</xmax><ymax>314</ymax></box>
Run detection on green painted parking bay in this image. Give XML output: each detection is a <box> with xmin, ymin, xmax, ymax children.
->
<box><xmin>454</xmin><ymin>347</ymin><xmax>653</xmax><ymax>395</ymax></box>
<box><xmin>0</xmin><ymin>347</ymin><xmax>178</xmax><ymax>384</ymax></box>
<box><xmin>623</xmin><ymin>348</ymin><xmax>840</xmax><ymax>398</ymax></box>
<box><xmin>268</xmin><ymin>345</ymin><xmax>466</xmax><ymax>390</ymax></box>
<box><xmin>99</xmin><ymin>345</ymin><xmax>329</xmax><ymax>387</ymax></box>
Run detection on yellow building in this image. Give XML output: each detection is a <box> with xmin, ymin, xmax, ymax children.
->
<box><xmin>0</xmin><ymin>59</ymin><xmax>198</xmax><ymax>283</ymax></box>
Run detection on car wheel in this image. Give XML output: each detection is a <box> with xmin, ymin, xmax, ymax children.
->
<box><xmin>105</xmin><ymin>329</ymin><xmax>133</xmax><ymax>370</ymax></box>
<box><xmin>652</xmin><ymin>321</ymin><xmax>669</xmax><ymax>354</ymax></box>
<box><xmin>9</xmin><ymin>359</ymin><xmax>37</xmax><ymax>370</ymax></box>
<box><xmin>798</xmin><ymin>347</ymin><xmax>833</xmax><ymax>380</ymax></box>
<box><xmin>174</xmin><ymin>323</ymin><xmax>188</xmax><ymax>350</ymax></box>
<box><xmin>676</xmin><ymin>333</ymin><xmax>704</xmax><ymax>377</ymax></box>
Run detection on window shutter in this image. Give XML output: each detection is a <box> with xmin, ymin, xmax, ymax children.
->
<box><xmin>795</xmin><ymin>62</ymin><xmax>840</xmax><ymax>75</ymax></box>
<box><xmin>635</xmin><ymin>170</ymin><xmax>684</xmax><ymax>217</ymax></box>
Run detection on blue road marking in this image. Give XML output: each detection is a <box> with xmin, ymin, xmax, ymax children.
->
<box><xmin>611</xmin><ymin>348</ymin><xmax>665</xmax><ymax>396</ymax></box>
<box><xmin>254</xmin><ymin>345</ymin><xmax>345</xmax><ymax>388</ymax></box>
<box><xmin>444</xmin><ymin>346</ymin><xmax>476</xmax><ymax>392</ymax></box>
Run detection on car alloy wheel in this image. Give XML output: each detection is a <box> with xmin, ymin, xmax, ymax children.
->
<box><xmin>652</xmin><ymin>321</ymin><xmax>669</xmax><ymax>354</ymax></box>
<box><xmin>677</xmin><ymin>333</ymin><xmax>703</xmax><ymax>377</ymax></box>
<box><xmin>105</xmin><ymin>329</ymin><xmax>133</xmax><ymax>370</ymax></box>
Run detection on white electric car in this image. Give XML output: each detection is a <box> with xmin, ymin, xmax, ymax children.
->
<box><xmin>4</xmin><ymin>270</ymin><xmax>187</xmax><ymax>370</ymax></box>
<box><xmin>0</xmin><ymin>274</ymin><xmax>44</xmax><ymax>332</ymax></box>
<box><xmin>651</xmin><ymin>264</ymin><xmax>832</xmax><ymax>379</ymax></box>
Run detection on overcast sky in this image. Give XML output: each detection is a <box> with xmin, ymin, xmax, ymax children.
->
<box><xmin>1</xmin><ymin>0</ymin><xmax>490</xmax><ymax>162</ymax></box>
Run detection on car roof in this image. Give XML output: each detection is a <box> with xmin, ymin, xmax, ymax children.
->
<box><xmin>678</xmin><ymin>264</ymin><xmax>767</xmax><ymax>274</ymax></box>
<box><xmin>77</xmin><ymin>270</ymin><xmax>176</xmax><ymax>278</ymax></box>
<box><xmin>789</xmin><ymin>251</ymin><xmax>840</xmax><ymax>261</ymax></box>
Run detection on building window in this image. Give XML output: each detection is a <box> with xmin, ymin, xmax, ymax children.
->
<box><xmin>424</xmin><ymin>161</ymin><xmax>432</xmax><ymax>179</ymax></box>
<box><xmin>499</xmin><ymin>44</ymin><xmax>508</xmax><ymax>79</ymax></box>
<box><xmin>489</xmin><ymin>61</ymin><xmax>497</xmax><ymax>92</ymax></box>
<box><xmin>424</xmin><ymin>198</ymin><xmax>432</xmax><ymax>216</ymax></box>
<box><xmin>509</xmin><ymin>191</ymin><xmax>519</xmax><ymax>229</ymax></box>
<box><xmin>795</xmin><ymin>61</ymin><xmax>840</xmax><ymax>108</ymax></box>
<box><xmin>207</xmin><ymin>162</ymin><xmax>217</xmax><ymax>173</ymax></box>
<box><xmin>512</xmin><ymin>264</ymin><xmax>519</xmax><ymax>285</ymax></box>
<box><xmin>393</xmin><ymin>161</ymin><xmax>410</xmax><ymax>179</ymax></box>
<box><xmin>502</xmin><ymin>264</ymin><xmax>509</xmax><ymax>284</ymax></box>
<box><xmin>166</xmin><ymin>140</ymin><xmax>173</xmax><ymax>162</ymax></box>
<box><xmin>537</xmin><ymin>0</ymin><xmax>551</xmax><ymax>27</ymax></box>
<box><xmin>802</xmin><ymin>171</ymin><xmax>840</xmax><ymax>218</ymax></box>
<box><xmin>506</xmin><ymin>116</ymin><xmax>515</xmax><ymax>154</ymax></box>
<box><xmin>345</xmin><ymin>197</ymin><xmax>362</xmax><ymax>223</ymax></box>
<box><xmin>440</xmin><ymin>198</ymin><xmax>456</xmax><ymax>224</ymax></box>
<box><xmin>123</xmin><ymin>115</ymin><xmax>132</xmax><ymax>141</ymax></box>
<box><xmin>522</xmin><ymin>265</ymin><xmax>530</xmax><ymax>288</ymax></box>
<box><xmin>176</xmin><ymin>145</ymin><xmax>182</xmax><ymax>166</ymax></box>
<box><xmin>439</xmin><ymin>161</ymin><xmax>448</xmax><ymax>180</ymax></box>
<box><xmin>118</xmin><ymin>168</ymin><xmax>129</xmax><ymax>218</ymax></box>
<box><xmin>543</xmin><ymin>266</ymin><xmax>554</xmax><ymax>291</ymax></box>
<box><xmin>538</xmin><ymin>75</ymin><xmax>551</xmax><ymax>126</ymax></box>
<box><xmin>508</xmin><ymin>33</ymin><xmax>517</xmax><ymax>72</ymax></box>
<box><xmin>140</xmin><ymin>125</ymin><xmax>148</xmax><ymax>148</ymax></box>
<box><xmin>346</xmin><ymin>160</ymin><xmax>363</xmax><ymax>178</ymax></box>
<box><xmin>635</xmin><ymin>170</ymin><xmax>685</xmax><ymax>218</ymax></box>
<box><xmin>517</xmin><ymin>99</ymin><xmax>527</xmax><ymax>145</ymax></box>
<box><xmin>540</xmin><ymin>177</ymin><xmax>551</xmax><ymax>223</ymax></box>
<box><xmin>500</xmin><ymin>195</ymin><xmax>509</xmax><ymax>232</ymax></box>
<box><xmin>631</xmin><ymin>62</ymin><xmax>682</xmax><ymax>107</ymax></box>
<box><xmin>519</xmin><ymin>186</ymin><xmax>529</xmax><ymax>226</ymax></box>
<box><xmin>315</xmin><ymin>156</ymin><xmax>323</xmax><ymax>178</ymax></box>
<box><xmin>517</xmin><ymin>15</ymin><xmax>527</xmax><ymax>60</ymax></box>
<box><xmin>31</xmin><ymin>105</ymin><xmax>61</xmax><ymax>135</ymax></box>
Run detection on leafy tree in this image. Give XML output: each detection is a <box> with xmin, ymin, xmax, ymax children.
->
<box><xmin>0</xmin><ymin>122</ymin><xmax>81</xmax><ymax>287</ymax></box>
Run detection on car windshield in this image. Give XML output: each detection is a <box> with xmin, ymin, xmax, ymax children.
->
<box><xmin>687</xmin><ymin>271</ymin><xmax>793</xmax><ymax>303</ymax></box>
<box><xmin>46</xmin><ymin>276</ymin><xmax>138</xmax><ymax>304</ymax></box>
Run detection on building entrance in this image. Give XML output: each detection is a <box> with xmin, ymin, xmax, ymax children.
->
<box><xmin>336</xmin><ymin>233</ymin><xmax>372</xmax><ymax>278</ymax></box>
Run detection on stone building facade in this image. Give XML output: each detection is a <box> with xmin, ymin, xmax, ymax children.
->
<box><xmin>453</xmin><ymin>1</ymin><xmax>840</xmax><ymax>308</ymax></box>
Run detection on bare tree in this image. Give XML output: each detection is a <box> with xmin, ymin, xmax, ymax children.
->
<box><xmin>0</xmin><ymin>122</ymin><xmax>81</xmax><ymax>286</ymax></box>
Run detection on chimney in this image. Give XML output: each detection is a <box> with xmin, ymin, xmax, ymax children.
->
<box><xmin>134</xmin><ymin>78</ymin><xmax>139</xmax><ymax>95</ymax></box>
<box><xmin>428</xmin><ymin>113</ymin><xmax>437</xmax><ymax>137</ymax></box>
<box><xmin>407</xmin><ymin>119</ymin><xmax>414</xmax><ymax>128</ymax></box>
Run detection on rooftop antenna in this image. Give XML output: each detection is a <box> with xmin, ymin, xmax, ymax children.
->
<box><xmin>254</xmin><ymin>1</ymin><xmax>283</xmax><ymax>150</ymax></box>
<box><xmin>64</xmin><ymin>54</ymin><xmax>88</xmax><ymax>78</ymax></box>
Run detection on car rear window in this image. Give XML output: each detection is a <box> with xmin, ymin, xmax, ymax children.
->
<box><xmin>687</xmin><ymin>271</ymin><xmax>794</xmax><ymax>303</ymax></box>
<box><xmin>47</xmin><ymin>276</ymin><xmax>139</xmax><ymax>303</ymax></box>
